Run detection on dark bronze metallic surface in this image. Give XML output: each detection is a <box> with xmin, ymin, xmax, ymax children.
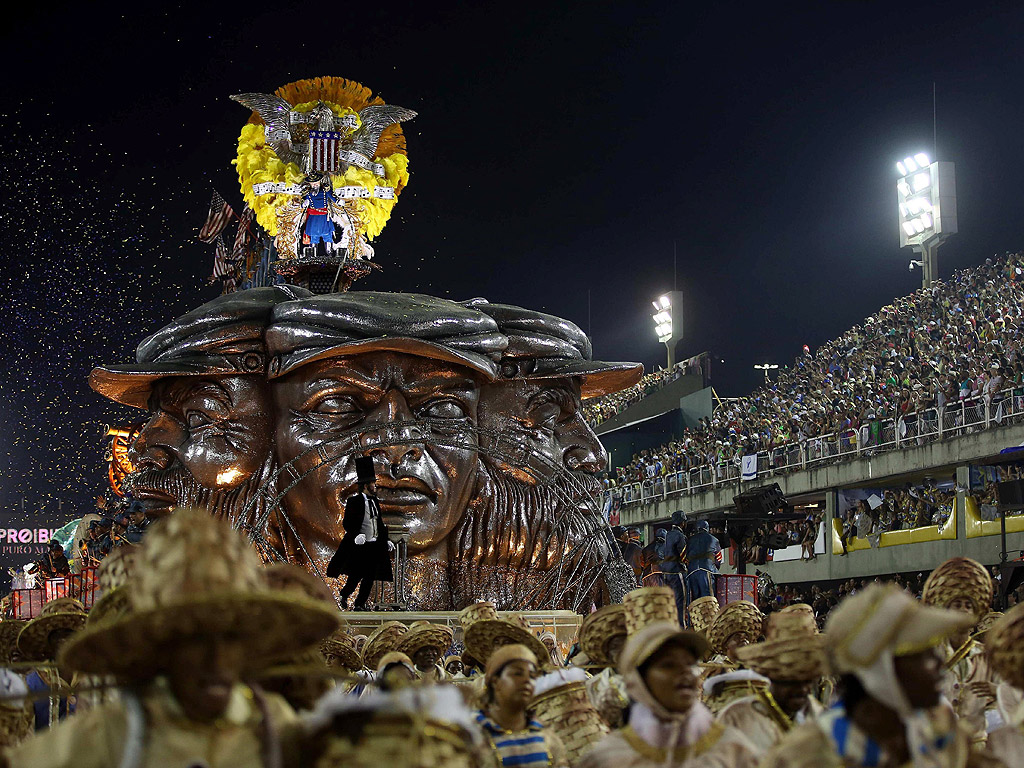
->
<box><xmin>93</xmin><ymin>289</ymin><xmax>642</xmax><ymax>609</ymax></box>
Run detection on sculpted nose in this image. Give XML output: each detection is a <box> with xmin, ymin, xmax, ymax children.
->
<box><xmin>360</xmin><ymin>391</ymin><xmax>425</xmax><ymax>470</ymax></box>
<box><xmin>558</xmin><ymin>420</ymin><xmax>607</xmax><ymax>474</ymax></box>
<box><xmin>129</xmin><ymin>412</ymin><xmax>183</xmax><ymax>470</ymax></box>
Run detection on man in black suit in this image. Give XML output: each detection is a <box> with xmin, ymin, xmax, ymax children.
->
<box><xmin>326</xmin><ymin>456</ymin><xmax>395</xmax><ymax>609</ymax></box>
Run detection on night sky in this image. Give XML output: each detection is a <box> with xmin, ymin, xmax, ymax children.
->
<box><xmin>2</xmin><ymin>2</ymin><xmax>1023</xmax><ymax>532</ymax></box>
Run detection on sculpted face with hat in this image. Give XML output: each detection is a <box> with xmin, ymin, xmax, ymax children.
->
<box><xmin>266</xmin><ymin>292</ymin><xmax>506</xmax><ymax>575</ymax></box>
<box><xmin>451</xmin><ymin>300</ymin><xmax>642</xmax><ymax>608</ymax></box>
<box><xmin>90</xmin><ymin>286</ymin><xmax>311</xmax><ymax>531</ymax></box>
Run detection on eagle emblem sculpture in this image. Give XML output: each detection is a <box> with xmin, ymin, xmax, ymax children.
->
<box><xmin>230</xmin><ymin>93</ymin><xmax>416</xmax><ymax>175</ymax></box>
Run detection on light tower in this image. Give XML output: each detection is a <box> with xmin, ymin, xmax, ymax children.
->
<box><xmin>652</xmin><ymin>290</ymin><xmax>684</xmax><ymax>368</ymax></box>
<box><xmin>896</xmin><ymin>152</ymin><xmax>957</xmax><ymax>289</ymax></box>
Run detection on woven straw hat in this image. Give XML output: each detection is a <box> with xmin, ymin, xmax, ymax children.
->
<box><xmin>18</xmin><ymin>598</ymin><xmax>88</xmax><ymax>662</ymax></box>
<box><xmin>623</xmin><ymin>587</ymin><xmax>678</xmax><ymax>634</ymax></box>
<box><xmin>778</xmin><ymin>603</ymin><xmax>815</xmax><ymax>624</ymax></box>
<box><xmin>376</xmin><ymin>651</ymin><xmax>416</xmax><ymax>676</ymax></box>
<box><xmin>986</xmin><ymin>603</ymin><xmax>1024</xmax><ymax>688</ymax></box>
<box><xmin>264</xmin><ymin>562</ymin><xmax>336</xmax><ymax>604</ymax></box>
<box><xmin>618</xmin><ymin>621</ymin><xmax>709</xmax><ymax>674</ymax></box>
<box><xmin>734</xmin><ymin>611</ymin><xmax>826</xmax><ymax>681</ymax></box>
<box><xmin>321</xmin><ymin>629</ymin><xmax>363</xmax><ymax>671</ymax></box>
<box><xmin>706</xmin><ymin>600</ymin><xmax>763</xmax><ymax>656</ymax></box>
<box><xmin>86</xmin><ymin>585</ymin><xmax>131</xmax><ymax>629</ymax></box>
<box><xmin>60</xmin><ymin>508</ymin><xmax>340</xmax><ymax>678</ymax></box>
<box><xmin>687</xmin><ymin>597</ymin><xmax>721</xmax><ymax>635</ymax></box>
<box><xmin>531</xmin><ymin>681</ymin><xmax>609</xmax><ymax>764</ymax></box>
<box><xmin>96</xmin><ymin>546</ymin><xmax>137</xmax><ymax>594</ymax></box>
<box><xmin>0</xmin><ymin>621</ymin><xmax>26</xmax><ymax>664</ymax></box>
<box><xmin>975</xmin><ymin>611</ymin><xmax>1004</xmax><ymax>640</ymax></box>
<box><xmin>361</xmin><ymin>621</ymin><xmax>409</xmax><ymax>670</ymax></box>
<box><xmin>457</xmin><ymin>601</ymin><xmax>499</xmax><ymax>633</ymax></box>
<box><xmin>464</xmin><ymin>619</ymin><xmax>551</xmax><ymax>671</ymax></box>
<box><xmin>396</xmin><ymin>621</ymin><xmax>454</xmax><ymax>661</ymax></box>
<box><xmin>827</xmin><ymin>584</ymin><xmax>973</xmax><ymax>674</ymax></box>
<box><xmin>580</xmin><ymin>605</ymin><xmax>627</xmax><ymax>668</ymax></box>
<box><xmin>921</xmin><ymin>557</ymin><xmax>993</xmax><ymax>621</ymax></box>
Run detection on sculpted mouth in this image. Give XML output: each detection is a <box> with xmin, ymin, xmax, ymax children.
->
<box><xmin>375</xmin><ymin>478</ymin><xmax>438</xmax><ymax>506</ymax></box>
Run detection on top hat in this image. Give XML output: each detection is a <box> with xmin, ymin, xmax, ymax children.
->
<box><xmin>355</xmin><ymin>456</ymin><xmax>377</xmax><ymax>485</ymax></box>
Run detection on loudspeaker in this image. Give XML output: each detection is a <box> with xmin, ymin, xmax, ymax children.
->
<box><xmin>733</xmin><ymin>484</ymin><xmax>789</xmax><ymax>517</ymax></box>
<box><xmin>997</xmin><ymin>479</ymin><xmax>1024</xmax><ymax>511</ymax></box>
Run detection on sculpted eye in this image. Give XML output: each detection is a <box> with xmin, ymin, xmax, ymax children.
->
<box><xmin>311</xmin><ymin>396</ymin><xmax>361</xmax><ymax>416</ymax></box>
<box><xmin>185</xmin><ymin>411</ymin><xmax>213</xmax><ymax>429</ymax></box>
<box><xmin>420</xmin><ymin>399</ymin><xmax>467</xmax><ymax>419</ymax></box>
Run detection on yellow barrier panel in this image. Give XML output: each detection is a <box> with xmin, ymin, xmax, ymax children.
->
<box><xmin>832</xmin><ymin>503</ymin><xmax>957</xmax><ymax>554</ymax></box>
<box><xmin>964</xmin><ymin>495</ymin><xmax>1024</xmax><ymax>538</ymax></box>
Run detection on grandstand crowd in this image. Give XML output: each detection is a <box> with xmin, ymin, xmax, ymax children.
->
<box><xmin>600</xmin><ymin>252</ymin><xmax>1024</xmax><ymax>494</ymax></box>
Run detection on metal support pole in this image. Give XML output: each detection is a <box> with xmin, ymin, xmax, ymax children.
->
<box><xmin>665</xmin><ymin>341</ymin><xmax>675</xmax><ymax>369</ymax></box>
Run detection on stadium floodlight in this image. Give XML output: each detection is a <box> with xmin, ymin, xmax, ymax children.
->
<box><xmin>896</xmin><ymin>152</ymin><xmax>957</xmax><ymax>289</ymax></box>
<box><xmin>651</xmin><ymin>290</ymin><xmax>684</xmax><ymax>368</ymax></box>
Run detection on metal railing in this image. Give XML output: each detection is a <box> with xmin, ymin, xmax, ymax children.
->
<box><xmin>603</xmin><ymin>391</ymin><xmax>1024</xmax><ymax>510</ymax></box>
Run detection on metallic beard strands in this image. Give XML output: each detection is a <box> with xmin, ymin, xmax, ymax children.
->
<box><xmin>0</xmin><ymin>121</ymin><xmax>200</xmax><ymax>531</ymax></box>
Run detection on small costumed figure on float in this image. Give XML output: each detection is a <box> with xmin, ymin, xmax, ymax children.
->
<box><xmin>231</xmin><ymin>78</ymin><xmax>415</xmax><ymax>292</ymax></box>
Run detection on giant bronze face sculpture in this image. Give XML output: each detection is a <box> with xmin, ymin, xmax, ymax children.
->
<box><xmin>263</xmin><ymin>292</ymin><xmax>505</xmax><ymax>582</ymax></box>
<box><xmin>94</xmin><ymin>288</ymin><xmax>642</xmax><ymax>610</ymax></box>
<box><xmin>269</xmin><ymin>352</ymin><xmax>486</xmax><ymax>565</ymax></box>
<box><xmin>450</xmin><ymin>301</ymin><xmax>642</xmax><ymax>609</ymax></box>
<box><xmin>89</xmin><ymin>287</ymin><xmax>310</xmax><ymax>534</ymax></box>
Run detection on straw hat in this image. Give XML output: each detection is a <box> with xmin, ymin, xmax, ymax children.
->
<box><xmin>457</xmin><ymin>601</ymin><xmax>499</xmax><ymax>633</ymax></box>
<box><xmin>921</xmin><ymin>557</ymin><xmax>993</xmax><ymax>621</ymax></box>
<box><xmin>361</xmin><ymin>621</ymin><xmax>409</xmax><ymax>670</ymax></box>
<box><xmin>826</xmin><ymin>584</ymin><xmax>973</xmax><ymax>674</ymax></box>
<box><xmin>322</xmin><ymin>629</ymin><xmax>363</xmax><ymax>671</ymax></box>
<box><xmin>18</xmin><ymin>598</ymin><xmax>88</xmax><ymax>662</ymax></box>
<box><xmin>484</xmin><ymin>643</ymin><xmax>538</xmax><ymax>681</ymax></box>
<box><xmin>618</xmin><ymin>621</ymin><xmax>709</xmax><ymax>674</ymax></box>
<box><xmin>60</xmin><ymin>508</ymin><xmax>340</xmax><ymax>678</ymax></box>
<box><xmin>0</xmin><ymin>621</ymin><xmax>26</xmax><ymax>664</ymax></box>
<box><xmin>85</xmin><ymin>585</ymin><xmax>131</xmax><ymax>629</ymax></box>
<box><xmin>95</xmin><ymin>546</ymin><xmax>137</xmax><ymax>594</ymax></box>
<box><xmin>778</xmin><ymin>603</ymin><xmax>814</xmax><ymax>624</ymax></box>
<box><xmin>264</xmin><ymin>562</ymin><xmax>336</xmax><ymax>604</ymax></box>
<box><xmin>734</xmin><ymin>610</ymin><xmax>826</xmax><ymax>681</ymax></box>
<box><xmin>985</xmin><ymin>603</ymin><xmax>1024</xmax><ymax>688</ymax></box>
<box><xmin>304</xmin><ymin>687</ymin><xmax>488</xmax><ymax>768</ymax></box>
<box><xmin>974</xmin><ymin>611</ymin><xmax>1004</xmax><ymax>640</ymax></box>
<box><xmin>464</xmin><ymin>619</ymin><xmax>550</xmax><ymax>671</ymax></box>
<box><xmin>579</xmin><ymin>605</ymin><xmax>627</xmax><ymax>668</ymax></box>
<box><xmin>706</xmin><ymin>600</ymin><xmax>763</xmax><ymax>656</ymax></box>
<box><xmin>623</xmin><ymin>587</ymin><xmax>677</xmax><ymax>635</ymax></box>
<box><xmin>687</xmin><ymin>596</ymin><xmax>720</xmax><ymax>635</ymax></box>
<box><xmin>396</xmin><ymin>621</ymin><xmax>454</xmax><ymax>661</ymax></box>
<box><xmin>377</xmin><ymin>651</ymin><xmax>416</xmax><ymax>677</ymax></box>
<box><xmin>530</xmin><ymin>679</ymin><xmax>609</xmax><ymax>764</ymax></box>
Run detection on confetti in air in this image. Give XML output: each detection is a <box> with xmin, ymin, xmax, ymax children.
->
<box><xmin>0</xmin><ymin>119</ymin><xmax>216</xmax><ymax>543</ymax></box>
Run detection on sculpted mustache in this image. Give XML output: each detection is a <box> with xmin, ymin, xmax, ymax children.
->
<box><xmin>126</xmin><ymin>467</ymin><xmax>205</xmax><ymax>504</ymax></box>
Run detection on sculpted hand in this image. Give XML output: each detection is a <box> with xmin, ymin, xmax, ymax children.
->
<box><xmin>387</xmin><ymin>540</ymin><xmax>396</xmax><ymax>552</ymax></box>
<box><xmin>355</xmin><ymin>534</ymin><xmax>367</xmax><ymax>546</ymax></box>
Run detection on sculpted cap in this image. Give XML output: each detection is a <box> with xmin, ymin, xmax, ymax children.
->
<box><xmin>90</xmin><ymin>285</ymin><xmax>313</xmax><ymax>408</ymax></box>
<box><xmin>462</xmin><ymin>299</ymin><xmax>643</xmax><ymax>398</ymax></box>
<box><xmin>266</xmin><ymin>292</ymin><xmax>508</xmax><ymax>380</ymax></box>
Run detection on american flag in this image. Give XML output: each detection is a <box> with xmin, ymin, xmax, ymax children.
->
<box><xmin>198</xmin><ymin>190</ymin><xmax>235</xmax><ymax>243</ymax></box>
<box><xmin>231</xmin><ymin>206</ymin><xmax>254</xmax><ymax>264</ymax></box>
<box><xmin>309</xmin><ymin>130</ymin><xmax>344</xmax><ymax>173</ymax></box>
<box><xmin>210</xmin><ymin>235</ymin><xmax>233</xmax><ymax>279</ymax></box>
